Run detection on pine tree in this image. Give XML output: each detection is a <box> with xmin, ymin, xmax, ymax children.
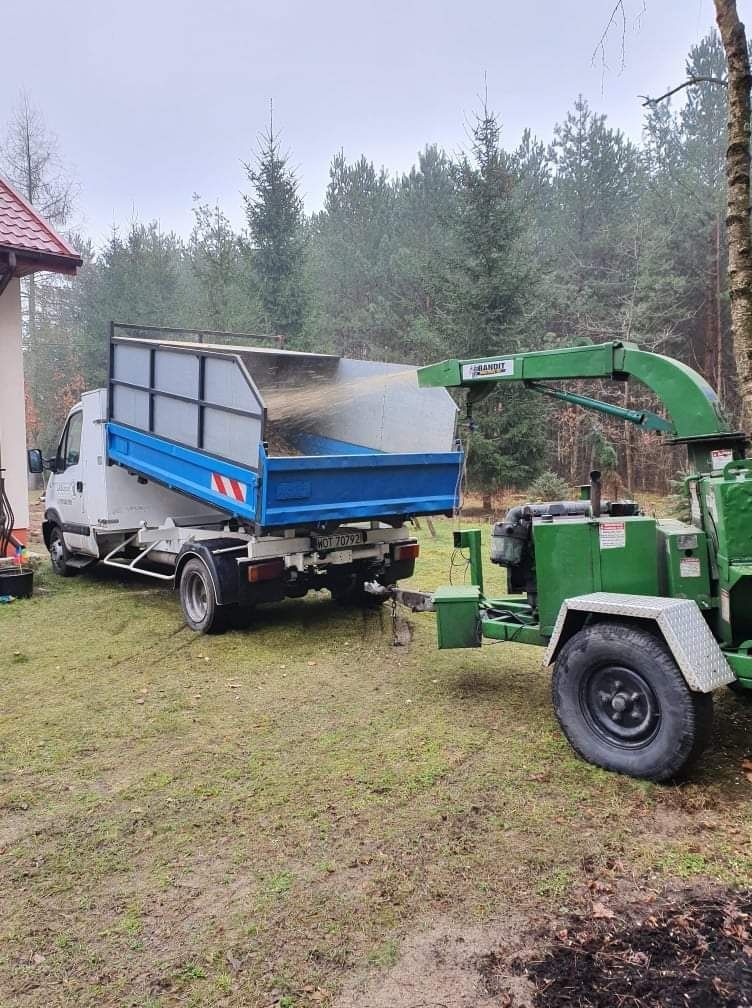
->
<box><xmin>544</xmin><ymin>95</ymin><xmax>643</xmax><ymax>343</ymax></box>
<box><xmin>243</xmin><ymin>114</ymin><xmax>305</xmax><ymax>338</ymax></box>
<box><xmin>306</xmin><ymin>152</ymin><xmax>397</xmax><ymax>357</ymax></box>
<box><xmin>388</xmin><ymin>145</ymin><xmax>460</xmax><ymax>361</ymax></box>
<box><xmin>452</xmin><ymin>103</ymin><xmax>530</xmax><ymax>357</ymax></box>
<box><xmin>452</xmin><ymin>103</ymin><xmax>547</xmax><ymax>489</ymax></box>
<box><xmin>642</xmin><ymin>32</ymin><xmax>729</xmax><ymax>397</ymax></box>
<box><xmin>189</xmin><ymin>198</ymin><xmax>261</xmax><ymax>332</ymax></box>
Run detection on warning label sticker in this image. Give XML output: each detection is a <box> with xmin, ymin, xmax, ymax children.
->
<box><xmin>599</xmin><ymin>521</ymin><xmax>626</xmax><ymax>549</ymax></box>
<box><xmin>710</xmin><ymin>448</ymin><xmax>734</xmax><ymax>471</ymax></box>
<box><xmin>461</xmin><ymin>358</ymin><xmax>514</xmax><ymax>380</ymax></box>
<box><xmin>679</xmin><ymin>556</ymin><xmax>701</xmax><ymax>578</ymax></box>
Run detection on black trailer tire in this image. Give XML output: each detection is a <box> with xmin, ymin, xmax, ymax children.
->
<box><xmin>552</xmin><ymin>620</ymin><xmax>713</xmax><ymax>782</ymax></box>
<box><xmin>179</xmin><ymin>558</ymin><xmax>228</xmax><ymax>634</ymax></box>
<box><xmin>49</xmin><ymin>525</ymin><xmax>77</xmax><ymax>578</ymax></box>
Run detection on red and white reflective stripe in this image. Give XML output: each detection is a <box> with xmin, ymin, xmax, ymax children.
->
<box><xmin>211</xmin><ymin>472</ymin><xmax>247</xmax><ymax>503</ymax></box>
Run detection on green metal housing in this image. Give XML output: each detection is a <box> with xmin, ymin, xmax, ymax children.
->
<box><xmin>534</xmin><ymin>517</ymin><xmax>658</xmax><ymax>636</ymax></box>
<box><xmin>422</xmin><ymin>340</ymin><xmax>752</xmax><ymax>691</ymax></box>
<box><xmin>433</xmin><ymin>585</ymin><xmax>481</xmax><ymax>649</ymax></box>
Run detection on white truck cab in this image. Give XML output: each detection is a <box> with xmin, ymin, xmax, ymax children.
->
<box><xmin>42</xmin><ymin>389</ymin><xmax>222</xmax><ymax>573</ymax></box>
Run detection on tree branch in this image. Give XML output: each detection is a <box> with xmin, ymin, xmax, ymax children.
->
<box><xmin>640</xmin><ymin>76</ymin><xmax>727</xmax><ymax>106</ymax></box>
<box><xmin>592</xmin><ymin>1</ymin><xmax>627</xmax><ymax>72</ymax></box>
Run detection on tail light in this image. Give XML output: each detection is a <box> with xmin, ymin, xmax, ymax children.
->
<box><xmin>247</xmin><ymin>558</ymin><xmax>285</xmax><ymax>583</ymax></box>
<box><xmin>392</xmin><ymin>542</ymin><xmax>419</xmax><ymax>561</ymax></box>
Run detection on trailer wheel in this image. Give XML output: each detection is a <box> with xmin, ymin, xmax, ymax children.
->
<box><xmin>49</xmin><ymin>525</ymin><xmax>77</xmax><ymax>578</ymax></box>
<box><xmin>179</xmin><ymin>558</ymin><xmax>227</xmax><ymax>634</ymax></box>
<box><xmin>552</xmin><ymin>620</ymin><xmax>713</xmax><ymax>782</ymax></box>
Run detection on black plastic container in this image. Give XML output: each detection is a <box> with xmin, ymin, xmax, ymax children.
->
<box><xmin>0</xmin><ymin>569</ymin><xmax>33</xmax><ymax>598</ymax></box>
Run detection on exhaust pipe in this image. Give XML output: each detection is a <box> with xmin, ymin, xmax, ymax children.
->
<box><xmin>590</xmin><ymin>469</ymin><xmax>602</xmax><ymax>518</ymax></box>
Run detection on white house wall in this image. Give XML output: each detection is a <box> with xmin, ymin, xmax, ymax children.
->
<box><xmin>0</xmin><ymin>277</ymin><xmax>29</xmax><ymax>543</ymax></box>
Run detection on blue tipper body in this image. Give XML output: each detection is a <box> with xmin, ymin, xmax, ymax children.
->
<box><xmin>107</xmin><ymin>422</ymin><xmax>462</xmax><ymax>529</ymax></box>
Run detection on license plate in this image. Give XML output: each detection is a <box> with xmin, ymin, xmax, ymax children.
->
<box><xmin>312</xmin><ymin>531</ymin><xmax>367</xmax><ymax>551</ymax></box>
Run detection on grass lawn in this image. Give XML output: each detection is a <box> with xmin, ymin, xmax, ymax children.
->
<box><xmin>2</xmin><ymin>516</ymin><xmax>752</xmax><ymax>1007</ymax></box>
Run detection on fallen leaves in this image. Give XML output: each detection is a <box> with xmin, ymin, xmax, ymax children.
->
<box><xmin>591</xmin><ymin>901</ymin><xmax>616</xmax><ymax>919</ymax></box>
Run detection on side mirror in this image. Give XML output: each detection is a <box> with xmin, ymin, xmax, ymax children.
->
<box><xmin>27</xmin><ymin>448</ymin><xmax>44</xmax><ymax>475</ymax></box>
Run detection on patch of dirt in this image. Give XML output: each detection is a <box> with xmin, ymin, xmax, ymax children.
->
<box><xmin>517</xmin><ymin>888</ymin><xmax>752</xmax><ymax>1008</ymax></box>
<box><xmin>337</xmin><ymin>886</ymin><xmax>752</xmax><ymax>1008</ymax></box>
<box><xmin>334</xmin><ymin>914</ymin><xmax>538</xmax><ymax>1008</ymax></box>
<box><xmin>27</xmin><ymin>492</ymin><xmax>45</xmax><ymax>547</ymax></box>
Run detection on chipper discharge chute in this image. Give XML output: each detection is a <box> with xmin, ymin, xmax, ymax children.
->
<box><xmin>33</xmin><ymin>323</ymin><xmax>462</xmax><ymax>633</ymax></box>
<box><xmin>400</xmin><ymin>340</ymin><xmax>752</xmax><ymax>782</ymax></box>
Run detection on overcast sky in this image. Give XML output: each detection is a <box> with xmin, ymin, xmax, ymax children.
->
<box><xmin>2</xmin><ymin>0</ymin><xmax>740</xmax><ymax>243</ymax></box>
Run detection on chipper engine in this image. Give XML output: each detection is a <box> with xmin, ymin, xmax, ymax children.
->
<box><xmin>409</xmin><ymin>341</ymin><xmax>752</xmax><ymax>782</ymax></box>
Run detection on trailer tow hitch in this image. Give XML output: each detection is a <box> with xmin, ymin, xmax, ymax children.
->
<box><xmin>363</xmin><ymin>581</ymin><xmax>435</xmax><ymax>612</ymax></box>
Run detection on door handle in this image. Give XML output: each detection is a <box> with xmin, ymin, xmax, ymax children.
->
<box><xmin>76</xmin><ymin>481</ymin><xmax>84</xmax><ymax>493</ymax></box>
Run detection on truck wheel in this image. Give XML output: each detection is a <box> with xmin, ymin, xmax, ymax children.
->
<box><xmin>49</xmin><ymin>525</ymin><xmax>77</xmax><ymax>578</ymax></box>
<box><xmin>179</xmin><ymin>558</ymin><xmax>227</xmax><ymax>634</ymax></box>
<box><xmin>552</xmin><ymin>621</ymin><xmax>713</xmax><ymax>782</ymax></box>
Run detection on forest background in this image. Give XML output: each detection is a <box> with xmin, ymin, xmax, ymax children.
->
<box><xmin>2</xmin><ymin>31</ymin><xmax>735</xmax><ymax>495</ymax></box>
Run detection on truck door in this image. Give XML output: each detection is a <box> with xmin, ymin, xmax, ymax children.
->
<box><xmin>51</xmin><ymin>410</ymin><xmax>91</xmax><ymax>553</ymax></box>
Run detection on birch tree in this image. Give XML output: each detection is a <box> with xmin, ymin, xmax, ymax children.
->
<box><xmin>713</xmin><ymin>0</ymin><xmax>752</xmax><ymax>430</ymax></box>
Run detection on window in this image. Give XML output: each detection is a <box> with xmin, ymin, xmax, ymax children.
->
<box><xmin>58</xmin><ymin>412</ymin><xmax>83</xmax><ymax>470</ymax></box>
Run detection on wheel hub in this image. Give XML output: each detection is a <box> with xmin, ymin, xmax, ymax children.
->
<box><xmin>583</xmin><ymin>666</ymin><xmax>660</xmax><ymax>747</ymax></box>
<box><xmin>184</xmin><ymin>570</ymin><xmax>209</xmax><ymax>623</ymax></box>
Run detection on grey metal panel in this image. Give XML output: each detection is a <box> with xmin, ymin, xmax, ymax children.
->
<box><xmin>312</xmin><ymin>358</ymin><xmax>457</xmax><ymax>453</ymax></box>
<box><xmin>114</xmin><ymin>343</ymin><xmax>150</xmax><ymax>386</ymax></box>
<box><xmin>544</xmin><ymin>592</ymin><xmax>734</xmax><ymax>692</ymax></box>
<box><xmin>153</xmin><ymin>394</ymin><xmax>198</xmax><ymax>446</ymax></box>
<box><xmin>205</xmin><ymin>356</ymin><xmax>260</xmax><ymax>411</ymax></box>
<box><xmin>154</xmin><ymin>349</ymin><xmax>199</xmax><ymax>397</ymax></box>
<box><xmin>112</xmin><ymin>384</ymin><xmax>149</xmax><ymax>429</ymax></box>
<box><xmin>111</xmin><ymin>334</ymin><xmax>457</xmax><ymax>461</ymax></box>
<box><xmin>203</xmin><ymin>407</ymin><xmax>260</xmax><ymax>467</ymax></box>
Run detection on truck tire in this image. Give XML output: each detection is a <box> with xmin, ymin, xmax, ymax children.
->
<box><xmin>179</xmin><ymin>558</ymin><xmax>228</xmax><ymax>634</ymax></box>
<box><xmin>49</xmin><ymin>525</ymin><xmax>77</xmax><ymax>578</ymax></box>
<box><xmin>552</xmin><ymin>620</ymin><xmax>713</xmax><ymax>782</ymax></box>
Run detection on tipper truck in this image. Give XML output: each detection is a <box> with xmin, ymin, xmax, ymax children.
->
<box><xmin>28</xmin><ymin>324</ymin><xmax>462</xmax><ymax>632</ymax></box>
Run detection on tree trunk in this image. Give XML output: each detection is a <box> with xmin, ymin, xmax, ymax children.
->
<box><xmin>716</xmin><ymin>211</ymin><xmax>724</xmax><ymax>400</ymax></box>
<box><xmin>622</xmin><ymin>385</ymin><xmax>633</xmax><ymax>493</ymax></box>
<box><xmin>715</xmin><ymin>0</ymin><xmax>752</xmax><ymax>429</ymax></box>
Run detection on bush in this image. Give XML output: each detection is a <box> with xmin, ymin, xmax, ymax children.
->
<box><xmin>526</xmin><ymin>470</ymin><xmax>571</xmax><ymax>501</ymax></box>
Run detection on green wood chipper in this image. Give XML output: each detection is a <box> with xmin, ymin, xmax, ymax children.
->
<box><xmin>381</xmin><ymin>341</ymin><xmax>752</xmax><ymax>782</ymax></box>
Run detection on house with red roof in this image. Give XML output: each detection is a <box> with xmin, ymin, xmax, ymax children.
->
<box><xmin>0</xmin><ymin>176</ymin><xmax>82</xmax><ymax>554</ymax></box>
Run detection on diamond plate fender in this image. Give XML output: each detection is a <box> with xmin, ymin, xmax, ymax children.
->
<box><xmin>543</xmin><ymin>592</ymin><xmax>734</xmax><ymax>692</ymax></box>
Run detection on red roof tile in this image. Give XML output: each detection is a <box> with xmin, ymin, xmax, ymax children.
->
<box><xmin>0</xmin><ymin>175</ymin><xmax>81</xmax><ymax>275</ymax></box>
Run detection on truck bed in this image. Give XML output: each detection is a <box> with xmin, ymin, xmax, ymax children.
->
<box><xmin>107</xmin><ymin>330</ymin><xmax>462</xmax><ymax>530</ymax></box>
